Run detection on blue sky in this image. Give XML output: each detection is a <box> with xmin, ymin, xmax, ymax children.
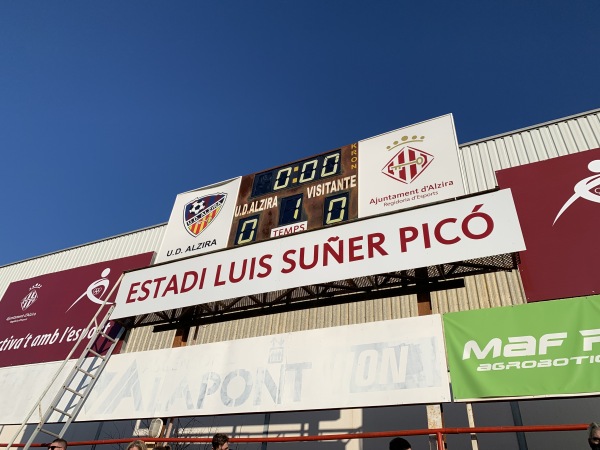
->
<box><xmin>0</xmin><ymin>1</ymin><xmax>598</xmax><ymax>267</ymax></box>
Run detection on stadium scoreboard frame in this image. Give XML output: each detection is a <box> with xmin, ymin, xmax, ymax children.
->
<box><xmin>228</xmin><ymin>143</ymin><xmax>358</xmax><ymax>247</ymax></box>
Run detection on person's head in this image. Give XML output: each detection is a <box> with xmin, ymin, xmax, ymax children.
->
<box><xmin>126</xmin><ymin>440</ymin><xmax>147</xmax><ymax>450</ymax></box>
<box><xmin>389</xmin><ymin>437</ymin><xmax>411</xmax><ymax>450</ymax></box>
<box><xmin>212</xmin><ymin>433</ymin><xmax>229</xmax><ymax>450</ymax></box>
<box><xmin>588</xmin><ymin>423</ymin><xmax>600</xmax><ymax>450</ymax></box>
<box><xmin>49</xmin><ymin>439</ymin><xmax>67</xmax><ymax>450</ymax></box>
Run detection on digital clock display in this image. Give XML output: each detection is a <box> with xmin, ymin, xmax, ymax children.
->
<box><xmin>251</xmin><ymin>151</ymin><xmax>343</xmax><ymax>197</ymax></box>
<box><xmin>228</xmin><ymin>143</ymin><xmax>359</xmax><ymax>247</ymax></box>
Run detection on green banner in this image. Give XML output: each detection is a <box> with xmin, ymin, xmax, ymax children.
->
<box><xmin>443</xmin><ymin>295</ymin><xmax>600</xmax><ymax>400</ymax></box>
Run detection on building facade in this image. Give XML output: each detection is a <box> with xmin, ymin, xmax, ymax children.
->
<box><xmin>1</xmin><ymin>109</ymin><xmax>599</xmax><ymax>450</ymax></box>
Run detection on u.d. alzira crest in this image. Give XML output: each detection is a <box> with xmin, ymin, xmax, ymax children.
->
<box><xmin>183</xmin><ymin>193</ymin><xmax>227</xmax><ymax>237</ymax></box>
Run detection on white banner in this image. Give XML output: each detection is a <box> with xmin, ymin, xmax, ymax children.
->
<box><xmin>358</xmin><ymin>114</ymin><xmax>465</xmax><ymax>218</ymax></box>
<box><xmin>0</xmin><ymin>315</ymin><xmax>450</xmax><ymax>423</ymax></box>
<box><xmin>155</xmin><ymin>177</ymin><xmax>242</xmax><ymax>264</ymax></box>
<box><xmin>0</xmin><ymin>359</ymin><xmax>74</xmax><ymax>425</ymax></box>
<box><xmin>113</xmin><ymin>190</ymin><xmax>524</xmax><ymax>320</ymax></box>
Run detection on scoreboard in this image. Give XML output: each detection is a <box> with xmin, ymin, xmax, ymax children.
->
<box><xmin>155</xmin><ymin>114</ymin><xmax>465</xmax><ymax>265</ymax></box>
<box><xmin>228</xmin><ymin>144</ymin><xmax>358</xmax><ymax>247</ymax></box>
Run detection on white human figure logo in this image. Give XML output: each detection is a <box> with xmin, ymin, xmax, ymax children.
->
<box><xmin>66</xmin><ymin>268</ymin><xmax>112</xmax><ymax>311</ymax></box>
<box><xmin>554</xmin><ymin>160</ymin><xmax>600</xmax><ymax>225</ymax></box>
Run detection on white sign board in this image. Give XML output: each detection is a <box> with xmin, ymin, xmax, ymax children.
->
<box><xmin>0</xmin><ymin>359</ymin><xmax>77</xmax><ymax>424</ymax></box>
<box><xmin>358</xmin><ymin>114</ymin><xmax>465</xmax><ymax>218</ymax></box>
<box><xmin>155</xmin><ymin>177</ymin><xmax>242</xmax><ymax>264</ymax></box>
<box><xmin>0</xmin><ymin>315</ymin><xmax>451</xmax><ymax>423</ymax></box>
<box><xmin>113</xmin><ymin>189</ymin><xmax>525</xmax><ymax>320</ymax></box>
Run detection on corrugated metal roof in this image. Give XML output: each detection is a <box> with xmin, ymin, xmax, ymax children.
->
<box><xmin>460</xmin><ymin>109</ymin><xmax>600</xmax><ymax>193</ymax></box>
<box><xmin>184</xmin><ymin>293</ymin><xmax>420</xmax><ymax>346</ymax></box>
<box><xmin>2</xmin><ymin>109</ymin><xmax>599</xmax><ymax>350</ymax></box>
<box><xmin>432</xmin><ymin>269</ymin><xmax>525</xmax><ymax>314</ymax></box>
<box><xmin>121</xmin><ymin>324</ymin><xmax>177</xmax><ymax>353</ymax></box>
<box><xmin>0</xmin><ymin>225</ymin><xmax>165</xmax><ymax>302</ymax></box>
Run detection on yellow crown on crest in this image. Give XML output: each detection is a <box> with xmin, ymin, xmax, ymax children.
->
<box><xmin>386</xmin><ymin>135</ymin><xmax>425</xmax><ymax>151</ymax></box>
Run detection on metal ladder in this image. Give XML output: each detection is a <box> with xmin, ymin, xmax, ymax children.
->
<box><xmin>7</xmin><ymin>276</ymin><xmax>125</xmax><ymax>450</ymax></box>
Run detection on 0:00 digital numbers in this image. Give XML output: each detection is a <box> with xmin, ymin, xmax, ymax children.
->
<box><xmin>251</xmin><ymin>150</ymin><xmax>341</xmax><ymax>197</ymax></box>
